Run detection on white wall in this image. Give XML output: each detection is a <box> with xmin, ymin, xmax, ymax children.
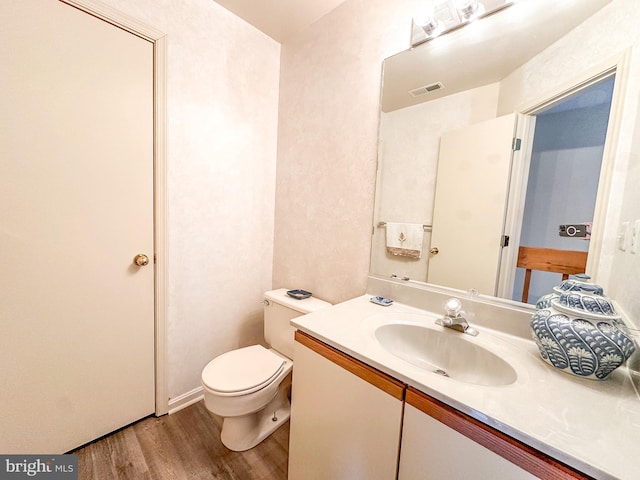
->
<box><xmin>99</xmin><ymin>0</ymin><xmax>281</xmax><ymax>401</ymax></box>
<box><xmin>273</xmin><ymin>0</ymin><xmax>426</xmax><ymax>304</ymax></box>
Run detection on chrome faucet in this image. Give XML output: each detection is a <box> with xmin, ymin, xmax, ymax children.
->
<box><xmin>435</xmin><ymin>298</ymin><xmax>479</xmax><ymax>336</ymax></box>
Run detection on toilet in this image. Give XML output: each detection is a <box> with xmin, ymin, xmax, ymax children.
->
<box><xmin>201</xmin><ymin>288</ymin><xmax>330</xmax><ymax>451</ymax></box>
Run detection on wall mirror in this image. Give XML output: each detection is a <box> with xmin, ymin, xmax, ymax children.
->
<box><xmin>370</xmin><ymin>0</ymin><xmax>638</xmax><ymax>307</ymax></box>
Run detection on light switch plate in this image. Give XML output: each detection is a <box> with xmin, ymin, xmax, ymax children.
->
<box><xmin>631</xmin><ymin>219</ymin><xmax>640</xmax><ymax>254</ymax></box>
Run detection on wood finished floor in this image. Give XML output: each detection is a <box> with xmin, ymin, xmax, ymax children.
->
<box><xmin>72</xmin><ymin>401</ymin><xmax>289</xmax><ymax>480</ymax></box>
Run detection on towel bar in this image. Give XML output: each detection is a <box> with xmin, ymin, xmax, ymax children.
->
<box><xmin>377</xmin><ymin>221</ymin><xmax>432</xmax><ymax>231</ymax></box>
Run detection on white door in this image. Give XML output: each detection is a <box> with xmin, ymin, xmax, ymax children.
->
<box><xmin>427</xmin><ymin>114</ymin><xmax>516</xmax><ymax>295</ymax></box>
<box><xmin>0</xmin><ymin>0</ymin><xmax>155</xmax><ymax>453</ymax></box>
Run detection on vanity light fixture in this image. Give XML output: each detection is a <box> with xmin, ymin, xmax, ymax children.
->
<box><xmin>411</xmin><ymin>0</ymin><xmax>516</xmax><ymax>47</ymax></box>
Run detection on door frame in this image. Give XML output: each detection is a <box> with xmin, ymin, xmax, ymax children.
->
<box><xmin>61</xmin><ymin>0</ymin><xmax>169</xmax><ymax>415</ymax></box>
<box><xmin>496</xmin><ymin>51</ymin><xmax>631</xmax><ymax>299</ymax></box>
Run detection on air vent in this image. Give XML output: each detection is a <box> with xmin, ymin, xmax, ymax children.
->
<box><xmin>409</xmin><ymin>82</ymin><xmax>445</xmax><ymax>97</ymax></box>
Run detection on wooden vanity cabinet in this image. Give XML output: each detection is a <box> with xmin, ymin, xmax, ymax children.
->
<box><xmin>288</xmin><ymin>331</ymin><xmax>404</xmax><ymax>480</ymax></box>
<box><xmin>289</xmin><ymin>332</ymin><xmax>591</xmax><ymax>480</ymax></box>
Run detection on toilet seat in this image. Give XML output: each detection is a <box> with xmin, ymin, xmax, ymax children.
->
<box><xmin>202</xmin><ymin>345</ymin><xmax>286</xmax><ymax>396</ymax></box>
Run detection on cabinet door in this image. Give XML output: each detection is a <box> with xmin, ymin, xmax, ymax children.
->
<box><xmin>288</xmin><ymin>332</ymin><xmax>404</xmax><ymax>480</ymax></box>
<box><xmin>400</xmin><ymin>388</ymin><xmax>588</xmax><ymax>480</ymax></box>
<box><xmin>399</xmin><ymin>404</ymin><xmax>536</xmax><ymax>480</ymax></box>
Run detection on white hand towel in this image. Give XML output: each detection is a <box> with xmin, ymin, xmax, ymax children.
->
<box><xmin>385</xmin><ymin>223</ymin><xmax>424</xmax><ymax>259</ymax></box>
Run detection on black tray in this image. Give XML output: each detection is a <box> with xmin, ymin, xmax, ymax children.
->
<box><xmin>287</xmin><ymin>289</ymin><xmax>312</xmax><ymax>300</ymax></box>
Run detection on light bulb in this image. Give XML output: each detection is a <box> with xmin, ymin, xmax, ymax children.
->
<box><xmin>413</xmin><ymin>8</ymin><xmax>443</xmax><ymax>38</ymax></box>
<box><xmin>453</xmin><ymin>0</ymin><xmax>483</xmax><ymax>21</ymax></box>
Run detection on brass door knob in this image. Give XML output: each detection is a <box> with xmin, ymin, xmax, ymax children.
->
<box><xmin>133</xmin><ymin>254</ymin><xmax>150</xmax><ymax>266</ymax></box>
<box><xmin>429</xmin><ymin>247</ymin><xmax>439</xmax><ymax>255</ymax></box>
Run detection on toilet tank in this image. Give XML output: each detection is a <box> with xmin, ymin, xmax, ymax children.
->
<box><xmin>264</xmin><ymin>288</ymin><xmax>331</xmax><ymax>359</ymax></box>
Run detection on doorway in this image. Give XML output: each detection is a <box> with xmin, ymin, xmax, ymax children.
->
<box><xmin>511</xmin><ymin>76</ymin><xmax>615</xmax><ymax>304</ymax></box>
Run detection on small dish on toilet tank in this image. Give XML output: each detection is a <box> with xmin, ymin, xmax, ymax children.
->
<box><xmin>287</xmin><ymin>289</ymin><xmax>312</xmax><ymax>300</ymax></box>
<box><xmin>370</xmin><ymin>296</ymin><xmax>393</xmax><ymax>306</ymax></box>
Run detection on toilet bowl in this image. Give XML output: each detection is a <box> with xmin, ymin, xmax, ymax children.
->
<box><xmin>201</xmin><ymin>289</ymin><xmax>330</xmax><ymax>451</ymax></box>
<box><xmin>202</xmin><ymin>345</ymin><xmax>293</xmax><ymax>451</ymax></box>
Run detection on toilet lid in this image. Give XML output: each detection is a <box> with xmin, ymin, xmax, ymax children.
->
<box><xmin>202</xmin><ymin>345</ymin><xmax>286</xmax><ymax>395</ymax></box>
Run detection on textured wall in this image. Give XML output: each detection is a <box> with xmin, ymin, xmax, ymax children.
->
<box><xmin>99</xmin><ymin>0</ymin><xmax>281</xmax><ymax>400</ymax></box>
<box><xmin>274</xmin><ymin>0</ymin><xmax>423</xmax><ymax>304</ymax></box>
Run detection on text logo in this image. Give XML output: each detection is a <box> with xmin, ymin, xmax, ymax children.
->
<box><xmin>0</xmin><ymin>455</ymin><xmax>77</xmax><ymax>480</ymax></box>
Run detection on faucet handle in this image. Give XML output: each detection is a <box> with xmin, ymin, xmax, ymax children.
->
<box><xmin>437</xmin><ymin>297</ymin><xmax>479</xmax><ymax>336</ymax></box>
<box><xmin>444</xmin><ymin>298</ymin><xmax>463</xmax><ymax>317</ymax></box>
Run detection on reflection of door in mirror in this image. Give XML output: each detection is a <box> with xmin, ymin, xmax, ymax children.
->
<box><xmin>427</xmin><ymin>76</ymin><xmax>615</xmax><ymax>300</ymax></box>
<box><xmin>427</xmin><ymin>114</ymin><xmax>516</xmax><ymax>296</ymax></box>
<box><xmin>508</xmin><ymin>76</ymin><xmax>615</xmax><ymax>304</ymax></box>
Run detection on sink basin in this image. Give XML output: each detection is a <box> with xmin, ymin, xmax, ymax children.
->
<box><xmin>375</xmin><ymin>324</ymin><xmax>517</xmax><ymax>386</ymax></box>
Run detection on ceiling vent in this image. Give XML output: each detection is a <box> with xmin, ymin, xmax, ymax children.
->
<box><xmin>409</xmin><ymin>82</ymin><xmax>445</xmax><ymax>97</ymax></box>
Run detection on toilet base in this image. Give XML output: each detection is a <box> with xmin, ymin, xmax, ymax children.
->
<box><xmin>220</xmin><ymin>380</ymin><xmax>291</xmax><ymax>451</ymax></box>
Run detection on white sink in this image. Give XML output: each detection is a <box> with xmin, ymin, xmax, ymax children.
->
<box><xmin>374</xmin><ymin>323</ymin><xmax>517</xmax><ymax>386</ymax></box>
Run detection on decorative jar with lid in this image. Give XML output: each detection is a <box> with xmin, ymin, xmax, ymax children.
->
<box><xmin>530</xmin><ymin>278</ymin><xmax>636</xmax><ymax>380</ymax></box>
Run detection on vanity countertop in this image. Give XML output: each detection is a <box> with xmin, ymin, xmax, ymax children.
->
<box><xmin>291</xmin><ymin>294</ymin><xmax>640</xmax><ymax>480</ymax></box>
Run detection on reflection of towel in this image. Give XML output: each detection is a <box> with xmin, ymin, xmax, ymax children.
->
<box><xmin>386</xmin><ymin>223</ymin><xmax>424</xmax><ymax>259</ymax></box>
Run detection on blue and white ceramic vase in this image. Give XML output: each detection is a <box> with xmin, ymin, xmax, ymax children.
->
<box><xmin>530</xmin><ymin>283</ymin><xmax>636</xmax><ymax>380</ymax></box>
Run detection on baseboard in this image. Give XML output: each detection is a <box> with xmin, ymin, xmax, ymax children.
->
<box><xmin>167</xmin><ymin>386</ymin><xmax>204</xmax><ymax>415</ymax></box>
